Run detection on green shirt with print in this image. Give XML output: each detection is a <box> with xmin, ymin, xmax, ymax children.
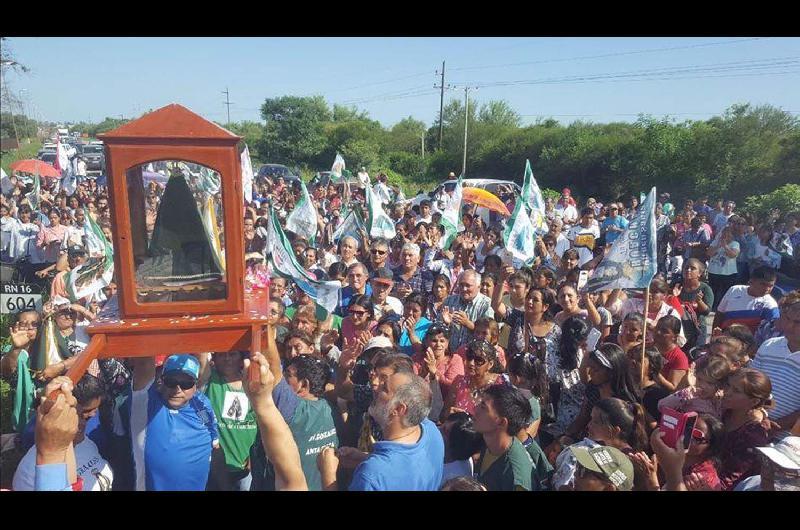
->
<box><xmin>204</xmin><ymin>370</ymin><xmax>258</xmax><ymax>472</ymax></box>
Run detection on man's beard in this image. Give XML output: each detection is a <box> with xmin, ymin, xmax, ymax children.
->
<box><xmin>368</xmin><ymin>397</ymin><xmax>392</xmax><ymax>430</ymax></box>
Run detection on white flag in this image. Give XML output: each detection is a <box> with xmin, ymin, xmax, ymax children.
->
<box><xmin>365</xmin><ymin>180</ymin><xmax>396</xmax><ymax>240</ymax></box>
<box><xmin>286</xmin><ymin>180</ymin><xmax>318</xmax><ymax>244</ymax></box>
<box><xmin>503</xmin><ymin>191</ymin><xmax>537</xmax><ymax>267</ymax></box>
<box><xmin>331</xmin><ymin>153</ymin><xmax>345</xmax><ymax>180</ymax></box>
<box><xmin>241</xmin><ymin>144</ymin><xmax>254</xmax><ymax>204</ymax></box>
<box><xmin>521</xmin><ymin>159</ymin><xmax>548</xmax><ymax>235</ymax></box>
<box><xmin>440</xmin><ymin>175</ymin><xmax>464</xmax><ymax>249</ymax></box>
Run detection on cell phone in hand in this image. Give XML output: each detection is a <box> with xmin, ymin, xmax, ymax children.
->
<box><xmin>586</xmin><ymin>328</ymin><xmax>602</xmax><ymax>352</ymax></box>
<box><xmin>659</xmin><ymin>408</ymin><xmax>698</xmax><ymax>451</ymax></box>
<box><xmin>577</xmin><ymin>270</ymin><xmax>589</xmax><ymax>292</ymax></box>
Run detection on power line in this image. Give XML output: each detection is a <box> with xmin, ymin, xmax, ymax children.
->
<box><xmin>450</xmin><ymin>56</ymin><xmax>800</xmax><ymax>89</ymax></box>
<box><xmin>328</xmin><ymin>70</ymin><xmax>434</xmax><ymax>93</ymax></box>
<box><xmin>448</xmin><ymin>37</ymin><xmax>770</xmax><ymax>73</ymax></box>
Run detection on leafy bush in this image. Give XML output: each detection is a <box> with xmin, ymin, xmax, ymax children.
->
<box><xmin>742</xmin><ymin>184</ymin><xmax>800</xmax><ymax>217</ymax></box>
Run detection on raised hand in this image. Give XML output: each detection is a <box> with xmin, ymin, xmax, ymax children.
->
<box><xmin>241</xmin><ymin>352</ymin><xmax>276</xmax><ymax>411</ymax></box>
<box><xmin>684</xmin><ymin>472</ymin><xmax>712</xmax><ymax>491</ymax></box>
<box><xmin>441</xmin><ymin>307</ymin><xmax>453</xmax><ymax>325</ymax></box>
<box><xmin>424</xmin><ymin>347</ymin><xmax>438</xmax><ymax>377</ymax></box>
<box><xmin>9</xmin><ymin>323</ymin><xmax>31</xmax><ymax>349</ymax></box>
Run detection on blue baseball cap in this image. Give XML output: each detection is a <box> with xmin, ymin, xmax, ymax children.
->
<box><xmin>162</xmin><ymin>354</ymin><xmax>200</xmax><ymax>380</ymax></box>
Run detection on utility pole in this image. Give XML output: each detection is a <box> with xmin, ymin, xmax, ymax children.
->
<box><xmin>222</xmin><ymin>87</ymin><xmax>232</xmax><ymax>127</ymax></box>
<box><xmin>421</xmin><ymin>132</ymin><xmax>425</xmax><ymax>159</ymax></box>
<box><xmin>435</xmin><ymin>61</ymin><xmax>445</xmax><ymax>150</ymax></box>
<box><xmin>462</xmin><ymin>86</ymin><xmax>470</xmax><ymax>177</ymax></box>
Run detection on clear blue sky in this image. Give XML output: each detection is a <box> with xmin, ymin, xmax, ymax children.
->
<box><xmin>4</xmin><ymin>37</ymin><xmax>800</xmax><ymax>127</ymax></box>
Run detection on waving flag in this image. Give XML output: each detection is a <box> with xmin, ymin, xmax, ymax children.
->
<box><xmin>241</xmin><ymin>144</ymin><xmax>254</xmax><ymax>203</ymax></box>
<box><xmin>440</xmin><ymin>174</ymin><xmax>464</xmax><ymax>249</ymax></box>
<box><xmin>65</xmin><ymin>212</ymin><xmax>115</xmax><ymax>302</ymax></box>
<box><xmin>332</xmin><ymin>208</ymin><xmax>367</xmax><ymax>245</ymax></box>
<box><xmin>365</xmin><ymin>179</ymin><xmax>396</xmax><ymax>240</ymax></box>
<box><xmin>521</xmin><ymin>160</ymin><xmax>548</xmax><ymax>235</ymax></box>
<box><xmin>587</xmin><ymin>187</ymin><xmax>657</xmax><ymax>292</ymax></box>
<box><xmin>266</xmin><ymin>208</ymin><xmax>341</xmax><ymax>313</ymax></box>
<box><xmin>331</xmin><ymin>153</ymin><xmax>346</xmax><ymax>181</ymax></box>
<box><xmin>503</xmin><ymin>191</ymin><xmax>537</xmax><ymax>266</ymax></box>
<box><xmin>27</xmin><ymin>170</ymin><xmax>41</xmax><ymax>211</ymax></box>
<box><xmin>286</xmin><ymin>180</ymin><xmax>318</xmax><ymax>244</ymax></box>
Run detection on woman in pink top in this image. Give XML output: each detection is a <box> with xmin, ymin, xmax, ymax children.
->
<box><xmin>658</xmin><ymin>353</ymin><xmax>729</xmax><ymax>419</ymax></box>
<box><xmin>442</xmin><ymin>339</ymin><xmax>506</xmax><ymax>420</ymax></box>
<box><xmin>412</xmin><ymin>322</ymin><xmax>464</xmax><ymax>399</ymax></box>
<box><xmin>341</xmin><ymin>295</ymin><xmax>377</xmax><ymax>347</ymax></box>
<box><xmin>35</xmin><ymin>208</ymin><xmax>69</xmax><ymax>264</ymax></box>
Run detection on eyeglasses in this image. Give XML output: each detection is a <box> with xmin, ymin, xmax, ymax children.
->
<box><xmin>465</xmin><ymin>353</ymin><xmax>488</xmax><ymax>366</ymax></box>
<box><xmin>162</xmin><ymin>376</ymin><xmax>196</xmax><ymax>390</ymax></box>
<box><xmin>57</xmin><ymin>311</ymin><xmax>76</xmax><ymax>319</ymax></box>
<box><xmin>371</xmin><ymin>249</ymin><xmax>387</xmax><ymax>255</ymax></box>
<box><xmin>691</xmin><ymin>428</ymin><xmax>709</xmax><ymax>444</ymax></box>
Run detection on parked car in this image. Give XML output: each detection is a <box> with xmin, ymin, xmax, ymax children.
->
<box><xmin>256</xmin><ymin>164</ymin><xmax>302</xmax><ymax>188</ymax></box>
<box><xmin>81</xmin><ymin>143</ymin><xmax>105</xmax><ymax>173</ymax></box>
<box><xmin>38</xmin><ymin>152</ymin><xmax>57</xmax><ymax>165</ymax></box>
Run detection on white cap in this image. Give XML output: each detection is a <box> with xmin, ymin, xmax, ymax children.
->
<box><xmin>756</xmin><ymin>436</ymin><xmax>800</xmax><ymax>471</ymax></box>
<box><xmin>363</xmin><ymin>336</ymin><xmax>393</xmax><ymax>351</ymax></box>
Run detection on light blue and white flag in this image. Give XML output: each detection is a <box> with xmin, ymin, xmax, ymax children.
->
<box><xmin>587</xmin><ymin>187</ymin><xmax>657</xmax><ymax>292</ymax></box>
<box><xmin>440</xmin><ymin>174</ymin><xmax>464</xmax><ymax>249</ymax></box>
<box><xmin>365</xmin><ymin>179</ymin><xmax>396</xmax><ymax>240</ymax></box>
<box><xmin>266</xmin><ymin>208</ymin><xmax>340</xmax><ymax>314</ymax></box>
<box><xmin>520</xmin><ymin>159</ymin><xmax>548</xmax><ymax>235</ymax></box>
<box><xmin>503</xmin><ymin>191</ymin><xmax>537</xmax><ymax>267</ymax></box>
<box><xmin>286</xmin><ymin>180</ymin><xmax>318</xmax><ymax>245</ymax></box>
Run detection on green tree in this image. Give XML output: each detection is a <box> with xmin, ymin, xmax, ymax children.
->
<box><xmin>258</xmin><ymin>95</ymin><xmax>331</xmax><ymax>166</ymax></box>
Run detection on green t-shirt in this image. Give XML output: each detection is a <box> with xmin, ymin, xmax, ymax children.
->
<box><xmin>476</xmin><ymin>437</ymin><xmax>535</xmax><ymax>491</ymax></box>
<box><xmin>525</xmin><ymin>438</ymin><xmax>554</xmax><ymax>491</ymax></box>
<box><xmin>204</xmin><ymin>371</ymin><xmax>258</xmax><ymax>472</ymax></box>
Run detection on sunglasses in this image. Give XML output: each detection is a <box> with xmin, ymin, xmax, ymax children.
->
<box><xmin>371</xmin><ymin>249</ymin><xmax>387</xmax><ymax>255</ymax></box>
<box><xmin>349</xmin><ymin>309</ymin><xmax>368</xmax><ymax>316</ymax></box>
<box><xmin>691</xmin><ymin>428</ymin><xmax>709</xmax><ymax>444</ymax></box>
<box><xmin>162</xmin><ymin>376</ymin><xmax>196</xmax><ymax>390</ymax></box>
<box><xmin>465</xmin><ymin>353</ymin><xmax>488</xmax><ymax>366</ymax></box>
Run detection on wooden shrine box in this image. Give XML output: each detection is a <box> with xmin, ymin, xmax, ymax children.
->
<box><xmin>64</xmin><ymin>104</ymin><xmax>269</xmax><ymax>383</ymax></box>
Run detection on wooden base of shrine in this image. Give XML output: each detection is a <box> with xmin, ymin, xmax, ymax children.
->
<box><xmin>63</xmin><ymin>289</ymin><xmax>271</xmax><ymax>385</ymax></box>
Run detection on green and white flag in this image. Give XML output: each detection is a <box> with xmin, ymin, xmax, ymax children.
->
<box><xmin>65</xmin><ymin>212</ymin><xmax>114</xmax><ymax>303</ymax></box>
<box><xmin>503</xmin><ymin>191</ymin><xmax>537</xmax><ymax>267</ymax></box>
<box><xmin>331</xmin><ymin>153</ymin><xmax>346</xmax><ymax>181</ymax></box>
<box><xmin>332</xmin><ymin>208</ymin><xmax>367</xmax><ymax>246</ymax></box>
<box><xmin>440</xmin><ymin>174</ymin><xmax>464</xmax><ymax>249</ymax></box>
<box><xmin>365</xmin><ymin>179</ymin><xmax>396</xmax><ymax>240</ymax></box>
<box><xmin>521</xmin><ymin>159</ymin><xmax>548</xmax><ymax>235</ymax></box>
<box><xmin>286</xmin><ymin>180</ymin><xmax>318</xmax><ymax>245</ymax></box>
<box><xmin>27</xmin><ymin>171</ymin><xmax>41</xmax><ymax>211</ymax></box>
<box><xmin>241</xmin><ymin>144</ymin><xmax>254</xmax><ymax>203</ymax></box>
<box><xmin>266</xmin><ymin>208</ymin><xmax>340</xmax><ymax>314</ymax></box>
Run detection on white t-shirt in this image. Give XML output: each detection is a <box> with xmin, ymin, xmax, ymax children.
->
<box><xmin>556</xmin><ymin>204</ymin><xmax>578</xmax><ymax>224</ymax></box>
<box><xmin>441</xmin><ymin>458</ymin><xmax>474</xmax><ymax>486</ymax></box>
<box><xmin>554</xmin><ymin>233</ymin><xmax>571</xmax><ymax>258</ymax></box>
<box><xmin>708</xmin><ymin>240</ymin><xmax>740</xmax><ymax>276</ymax></box>
<box><xmin>567</xmin><ymin>224</ymin><xmax>601</xmax><ymax>267</ymax></box>
<box><xmin>717</xmin><ymin>285</ymin><xmax>779</xmax><ymax>332</ymax></box>
<box><xmin>373</xmin><ymin>296</ymin><xmax>404</xmax><ymax>320</ymax></box>
<box><xmin>752</xmin><ymin>337</ymin><xmax>800</xmax><ymax>421</ymax></box>
<box><xmin>13</xmin><ymin>437</ymin><xmax>113</xmax><ymax>491</ymax></box>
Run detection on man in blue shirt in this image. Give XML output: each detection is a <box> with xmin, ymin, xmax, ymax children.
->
<box><xmin>336</xmin><ymin>263</ymin><xmax>372</xmax><ymax>316</ymax></box>
<box><xmin>601</xmin><ymin>203</ymin><xmax>629</xmax><ymax>245</ymax></box>
<box><xmin>127</xmin><ymin>354</ymin><xmax>219</xmax><ymax>491</ymax></box>
<box><xmin>318</xmin><ymin>370</ymin><xmax>444</xmax><ymax>490</ymax></box>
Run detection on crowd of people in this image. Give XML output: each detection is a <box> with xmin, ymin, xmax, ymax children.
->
<box><xmin>1</xmin><ymin>162</ymin><xmax>799</xmax><ymax>492</ymax></box>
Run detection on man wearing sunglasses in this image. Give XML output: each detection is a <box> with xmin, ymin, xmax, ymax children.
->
<box><xmin>128</xmin><ymin>354</ymin><xmax>219</xmax><ymax>491</ymax></box>
<box><xmin>370</xmin><ymin>267</ymin><xmax>403</xmax><ymax>320</ymax></box>
<box><xmin>366</xmin><ymin>237</ymin><xmax>390</xmax><ymax>274</ymax></box>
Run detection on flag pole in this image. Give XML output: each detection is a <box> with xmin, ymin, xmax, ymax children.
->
<box><xmin>640</xmin><ymin>285</ymin><xmax>650</xmax><ymax>389</ymax></box>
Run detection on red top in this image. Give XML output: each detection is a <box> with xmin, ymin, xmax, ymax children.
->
<box><xmin>660</xmin><ymin>345</ymin><xmax>689</xmax><ymax>378</ymax></box>
<box><xmin>683</xmin><ymin>459</ymin><xmax>721</xmax><ymax>490</ymax></box>
<box><xmin>719</xmin><ymin>420</ymin><xmax>770</xmax><ymax>490</ymax></box>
